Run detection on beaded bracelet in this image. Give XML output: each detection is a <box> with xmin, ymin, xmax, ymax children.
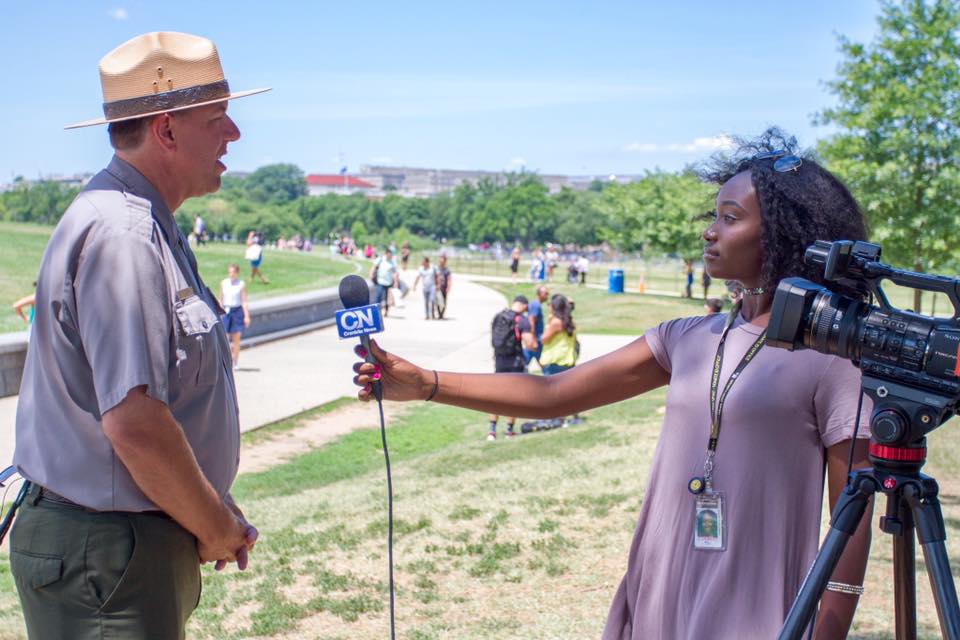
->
<box><xmin>825</xmin><ymin>581</ymin><xmax>864</xmax><ymax>595</ymax></box>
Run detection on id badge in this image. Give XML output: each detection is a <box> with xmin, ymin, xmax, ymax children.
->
<box><xmin>693</xmin><ymin>490</ymin><xmax>726</xmax><ymax>551</ymax></box>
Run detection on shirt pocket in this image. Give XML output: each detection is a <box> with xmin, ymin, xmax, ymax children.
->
<box><xmin>174</xmin><ymin>294</ymin><xmax>220</xmax><ymax>387</ymax></box>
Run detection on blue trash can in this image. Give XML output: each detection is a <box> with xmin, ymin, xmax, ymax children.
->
<box><xmin>608</xmin><ymin>268</ymin><xmax>624</xmax><ymax>294</ymax></box>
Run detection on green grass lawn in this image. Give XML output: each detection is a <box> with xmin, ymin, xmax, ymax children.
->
<box><xmin>202</xmin><ymin>394</ymin><xmax>668</xmax><ymax>640</ymax></box>
<box><xmin>3</xmin><ymin>387</ymin><xmax>951</xmax><ymax>639</ymax></box>
<box><xmin>442</xmin><ymin>255</ymin><xmax>689</xmax><ymax>295</ymax></box>
<box><xmin>0</xmin><ymin>221</ymin><xmax>358</xmax><ymax>334</ymax></box>
<box><xmin>446</xmin><ymin>254</ymin><xmax>957</xmax><ymax>317</ymax></box>
<box><xmin>480</xmin><ymin>280</ymin><xmax>708</xmax><ymax>335</ymax></box>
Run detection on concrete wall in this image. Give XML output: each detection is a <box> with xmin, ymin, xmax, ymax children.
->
<box><xmin>0</xmin><ymin>284</ymin><xmax>366</xmax><ymax>398</ymax></box>
<box><xmin>0</xmin><ymin>332</ymin><xmax>27</xmax><ymax>398</ymax></box>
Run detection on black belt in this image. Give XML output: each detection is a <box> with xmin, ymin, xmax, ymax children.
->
<box><xmin>28</xmin><ymin>484</ymin><xmax>170</xmax><ymax>519</ymax></box>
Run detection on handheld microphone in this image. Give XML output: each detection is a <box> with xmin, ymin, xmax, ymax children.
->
<box><xmin>337</xmin><ymin>274</ymin><xmax>385</xmax><ymax>399</ymax></box>
<box><xmin>337</xmin><ymin>273</ymin><xmax>395</xmax><ymax>639</ymax></box>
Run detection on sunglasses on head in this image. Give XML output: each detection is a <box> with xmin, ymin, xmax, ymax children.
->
<box><xmin>753</xmin><ymin>149</ymin><xmax>802</xmax><ymax>173</ymax></box>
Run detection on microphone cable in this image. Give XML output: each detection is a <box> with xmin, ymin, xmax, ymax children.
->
<box><xmin>375</xmin><ymin>391</ymin><xmax>396</xmax><ymax>640</ymax></box>
<box><xmin>845</xmin><ymin>291</ymin><xmax>872</xmax><ymax>479</ymax></box>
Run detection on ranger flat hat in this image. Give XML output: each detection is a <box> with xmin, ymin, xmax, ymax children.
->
<box><xmin>66</xmin><ymin>31</ymin><xmax>270</xmax><ymax>129</ymax></box>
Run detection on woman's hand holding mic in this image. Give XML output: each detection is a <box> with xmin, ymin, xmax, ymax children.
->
<box><xmin>353</xmin><ymin>339</ymin><xmax>436</xmax><ymax>402</ymax></box>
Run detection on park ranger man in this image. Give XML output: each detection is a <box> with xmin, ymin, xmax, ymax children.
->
<box><xmin>7</xmin><ymin>32</ymin><xmax>269</xmax><ymax>638</ymax></box>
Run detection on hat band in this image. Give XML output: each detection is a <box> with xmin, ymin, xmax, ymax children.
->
<box><xmin>102</xmin><ymin>80</ymin><xmax>231</xmax><ymax>120</ymax></box>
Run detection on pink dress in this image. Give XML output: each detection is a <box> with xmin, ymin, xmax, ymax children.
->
<box><xmin>602</xmin><ymin>313</ymin><xmax>871</xmax><ymax>640</ymax></box>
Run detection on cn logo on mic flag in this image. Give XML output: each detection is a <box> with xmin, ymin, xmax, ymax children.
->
<box><xmin>336</xmin><ymin>304</ymin><xmax>384</xmax><ymax>339</ymax></box>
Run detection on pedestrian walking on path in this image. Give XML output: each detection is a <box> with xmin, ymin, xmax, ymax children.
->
<box><xmin>435</xmin><ymin>254</ymin><xmax>452</xmax><ymax>319</ymax></box>
<box><xmin>220</xmin><ymin>264</ymin><xmax>251</xmax><ymax>369</ymax></box>
<box><xmin>371</xmin><ymin>248</ymin><xmax>400</xmax><ymax>317</ymax></box>
<box><xmin>413</xmin><ymin>256</ymin><xmax>437</xmax><ymax>320</ymax></box>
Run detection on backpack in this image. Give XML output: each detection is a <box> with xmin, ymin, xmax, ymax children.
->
<box><xmin>491</xmin><ymin>309</ymin><xmax>522</xmax><ymax>357</ymax></box>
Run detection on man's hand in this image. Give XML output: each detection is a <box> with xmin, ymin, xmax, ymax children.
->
<box><xmin>101</xmin><ymin>387</ymin><xmax>258</xmax><ymax>572</ymax></box>
<box><xmin>206</xmin><ymin>495</ymin><xmax>259</xmax><ymax>571</ymax></box>
<box><xmin>198</xmin><ymin>504</ymin><xmax>250</xmax><ymax>569</ymax></box>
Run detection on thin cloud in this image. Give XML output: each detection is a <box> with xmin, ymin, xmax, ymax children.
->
<box><xmin>506</xmin><ymin>157</ymin><xmax>526</xmax><ymax>169</ymax></box>
<box><xmin>623</xmin><ymin>135</ymin><xmax>734</xmax><ymax>154</ymax></box>
<box><xmin>107</xmin><ymin>7</ymin><xmax>128</xmax><ymax>20</ymax></box>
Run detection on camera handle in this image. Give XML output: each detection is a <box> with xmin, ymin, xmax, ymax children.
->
<box><xmin>861</xmin><ymin>260</ymin><xmax>960</xmax><ymax>320</ymax></box>
<box><xmin>813</xmin><ymin>240</ymin><xmax>960</xmax><ymax>319</ymax></box>
<box><xmin>778</xmin><ymin>464</ymin><xmax>960</xmax><ymax>640</ymax></box>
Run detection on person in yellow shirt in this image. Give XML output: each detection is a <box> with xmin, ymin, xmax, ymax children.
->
<box><xmin>538</xmin><ymin>294</ymin><xmax>581</xmax><ymax>425</ymax></box>
<box><xmin>539</xmin><ymin>294</ymin><xmax>577</xmax><ymax>376</ymax></box>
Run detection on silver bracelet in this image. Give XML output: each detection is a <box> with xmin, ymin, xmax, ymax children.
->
<box><xmin>825</xmin><ymin>581</ymin><xmax>864</xmax><ymax>595</ymax></box>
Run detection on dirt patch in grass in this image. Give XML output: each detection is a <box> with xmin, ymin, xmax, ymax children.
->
<box><xmin>239</xmin><ymin>400</ymin><xmax>412</xmax><ymax>474</ymax></box>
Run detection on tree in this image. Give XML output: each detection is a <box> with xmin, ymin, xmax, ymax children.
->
<box><xmin>553</xmin><ymin>187</ymin><xmax>608</xmax><ymax>246</ymax></box>
<box><xmin>0</xmin><ymin>180</ymin><xmax>79</xmax><ymax>225</ymax></box>
<box><xmin>244</xmin><ymin>163</ymin><xmax>308</xmax><ymax>204</ymax></box>
<box><xmin>382</xmin><ymin>195</ymin><xmax>431</xmax><ymax>235</ymax></box>
<box><xmin>599</xmin><ymin>170</ymin><xmax>713</xmax><ymax>256</ymax></box>
<box><xmin>817</xmin><ymin>0</ymin><xmax>960</xmax><ymax>310</ymax></box>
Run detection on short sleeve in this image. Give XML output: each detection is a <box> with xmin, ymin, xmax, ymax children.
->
<box><xmin>643</xmin><ymin>316</ymin><xmax>710</xmax><ymax>374</ymax></box>
<box><xmin>75</xmin><ymin>228</ymin><xmax>172</xmax><ymax>413</ymax></box>
<box><xmin>518</xmin><ymin>316</ymin><xmax>532</xmax><ymax>334</ymax></box>
<box><xmin>813</xmin><ymin>357</ymin><xmax>872</xmax><ymax>447</ymax></box>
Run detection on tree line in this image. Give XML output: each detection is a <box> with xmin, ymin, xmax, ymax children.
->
<box><xmin>0</xmin><ymin>163</ymin><xmax>716</xmax><ymax>258</ymax></box>
<box><xmin>2</xmin><ymin>1</ymin><xmax>957</xmax><ymax>276</ymax></box>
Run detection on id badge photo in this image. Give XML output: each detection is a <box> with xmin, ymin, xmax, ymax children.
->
<box><xmin>693</xmin><ymin>491</ymin><xmax>726</xmax><ymax>551</ymax></box>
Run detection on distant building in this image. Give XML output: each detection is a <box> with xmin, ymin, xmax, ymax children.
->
<box><xmin>357</xmin><ymin>165</ymin><xmax>641</xmax><ymax>197</ymax></box>
<box><xmin>46</xmin><ymin>174</ymin><xmax>94</xmax><ymax>189</ymax></box>
<box><xmin>306</xmin><ymin>174</ymin><xmax>377</xmax><ymax>196</ymax></box>
<box><xmin>0</xmin><ymin>173</ymin><xmax>93</xmax><ymax>193</ymax></box>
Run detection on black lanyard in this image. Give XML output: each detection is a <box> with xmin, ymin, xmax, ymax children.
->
<box><xmin>707</xmin><ymin>304</ymin><xmax>766</xmax><ymax>454</ymax></box>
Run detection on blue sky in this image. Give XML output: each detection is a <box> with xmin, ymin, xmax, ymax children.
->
<box><xmin>2</xmin><ymin>1</ymin><xmax>881</xmax><ymax>180</ymax></box>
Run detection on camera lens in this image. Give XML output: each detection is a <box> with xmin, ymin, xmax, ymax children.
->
<box><xmin>804</xmin><ymin>292</ymin><xmax>864</xmax><ymax>360</ymax></box>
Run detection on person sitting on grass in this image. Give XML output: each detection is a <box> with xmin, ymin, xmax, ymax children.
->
<box><xmin>349</xmin><ymin>128</ymin><xmax>872</xmax><ymax>639</ymax></box>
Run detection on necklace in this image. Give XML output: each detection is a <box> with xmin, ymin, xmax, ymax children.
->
<box><xmin>741</xmin><ymin>286</ymin><xmax>765</xmax><ymax>295</ymax></box>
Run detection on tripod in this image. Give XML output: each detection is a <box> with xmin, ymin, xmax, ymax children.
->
<box><xmin>779</xmin><ymin>440</ymin><xmax>960</xmax><ymax>639</ymax></box>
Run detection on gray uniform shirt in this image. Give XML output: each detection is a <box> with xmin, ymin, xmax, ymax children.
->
<box><xmin>14</xmin><ymin>156</ymin><xmax>240</xmax><ymax>512</ymax></box>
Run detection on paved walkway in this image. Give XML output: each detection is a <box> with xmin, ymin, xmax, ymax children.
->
<box><xmin>0</xmin><ymin>273</ymin><xmax>636</xmax><ymax>466</ymax></box>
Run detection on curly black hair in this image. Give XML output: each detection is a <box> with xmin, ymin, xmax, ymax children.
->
<box><xmin>699</xmin><ymin>127</ymin><xmax>867</xmax><ymax>294</ymax></box>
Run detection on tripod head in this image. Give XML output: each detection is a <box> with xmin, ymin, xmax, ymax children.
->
<box><xmin>861</xmin><ymin>374</ymin><xmax>953</xmax><ymax>475</ymax></box>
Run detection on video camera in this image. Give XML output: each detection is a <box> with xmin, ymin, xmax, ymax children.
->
<box><xmin>767</xmin><ymin>240</ymin><xmax>960</xmax><ymax>455</ymax></box>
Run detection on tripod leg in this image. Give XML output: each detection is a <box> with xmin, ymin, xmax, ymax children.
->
<box><xmin>888</xmin><ymin>496</ymin><xmax>917</xmax><ymax>639</ymax></box>
<box><xmin>905</xmin><ymin>483</ymin><xmax>960</xmax><ymax>640</ymax></box>
<box><xmin>779</xmin><ymin>475</ymin><xmax>875</xmax><ymax>640</ymax></box>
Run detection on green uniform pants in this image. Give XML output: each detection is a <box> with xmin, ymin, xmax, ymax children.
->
<box><xmin>9</xmin><ymin>486</ymin><xmax>201</xmax><ymax>639</ymax></box>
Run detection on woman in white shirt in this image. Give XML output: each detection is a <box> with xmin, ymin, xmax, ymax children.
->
<box><xmin>220</xmin><ymin>264</ymin><xmax>250</xmax><ymax>369</ymax></box>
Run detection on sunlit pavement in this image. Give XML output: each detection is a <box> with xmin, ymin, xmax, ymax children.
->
<box><xmin>0</xmin><ymin>272</ymin><xmax>636</xmax><ymax>466</ymax></box>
